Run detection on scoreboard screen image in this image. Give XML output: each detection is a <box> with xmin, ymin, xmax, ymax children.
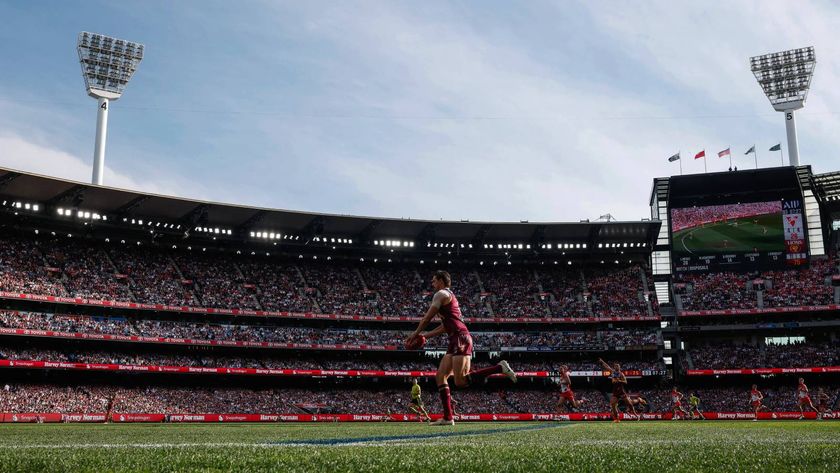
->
<box><xmin>668</xmin><ymin>168</ymin><xmax>808</xmax><ymax>273</ymax></box>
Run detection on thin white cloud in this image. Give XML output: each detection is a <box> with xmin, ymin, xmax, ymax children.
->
<box><xmin>0</xmin><ymin>133</ymin><xmax>207</xmax><ymax>199</ymax></box>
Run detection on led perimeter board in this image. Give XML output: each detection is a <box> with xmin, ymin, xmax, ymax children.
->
<box><xmin>669</xmin><ymin>167</ymin><xmax>808</xmax><ymax>273</ymax></box>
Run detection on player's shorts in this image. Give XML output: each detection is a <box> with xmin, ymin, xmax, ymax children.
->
<box><xmin>750</xmin><ymin>401</ymin><xmax>762</xmax><ymax>409</ymax></box>
<box><xmin>612</xmin><ymin>387</ymin><xmax>627</xmax><ymax>399</ymax></box>
<box><xmin>818</xmin><ymin>402</ymin><xmax>828</xmax><ymax>411</ymax></box>
<box><xmin>672</xmin><ymin>401</ymin><xmax>682</xmax><ymax>409</ymax></box>
<box><xmin>410</xmin><ymin>397</ymin><xmax>423</xmax><ymax>406</ymax></box>
<box><xmin>799</xmin><ymin>396</ymin><xmax>812</xmax><ymax>405</ymax></box>
<box><xmin>446</xmin><ymin>332</ymin><xmax>473</xmax><ymax>356</ymax></box>
<box><xmin>559</xmin><ymin>390</ymin><xmax>575</xmax><ymax>402</ymax></box>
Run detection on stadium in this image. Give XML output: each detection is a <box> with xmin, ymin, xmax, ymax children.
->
<box><xmin>1</xmin><ymin>5</ymin><xmax>840</xmax><ymax>473</ymax></box>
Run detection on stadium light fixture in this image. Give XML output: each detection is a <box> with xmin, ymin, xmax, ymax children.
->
<box><xmin>77</xmin><ymin>32</ymin><xmax>144</xmax><ymax>185</ymax></box>
<box><xmin>750</xmin><ymin>46</ymin><xmax>816</xmax><ymax>166</ymax></box>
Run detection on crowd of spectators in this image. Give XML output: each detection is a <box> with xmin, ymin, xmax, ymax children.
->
<box><xmin>0</xmin><ymin>236</ymin><xmax>662</xmax><ymax>320</ymax></box>
<box><xmin>670</xmin><ymin>202</ymin><xmax>781</xmax><ymax>233</ymax></box>
<box><xmin>107</xmin><ymin>247</ymin><xmax>199</xmax><ymax>306</ymax></box>
<box><xmin>0</xmin><ymin>344</ymin><xmax>663</xmax><ymax>372</ymax></box>
<box><xmin>536</xmin><ymin>269</ymin><xmax>590</xmax><ymax>318</ymax></box>
<box><xmin>238</xmin><ymin>262</ymin><xmax>314</xmax><ymax>312</ymax></box>
<box><xmin>762</xmin><ymin>258</ymin><xmax>836</xmax><ymax>307</ymax></box>
<box><xmin>677</xmin><ymin>272</ymin><xmax>757</xmax><ymax>310</ymax></box>
<box><xmin>0</xmin><ymin>310</ymin><xmax>659</xmax><ymax>350</ymax></box>
<box><xmin>43</xmin><ymin>241</ymin><xmax>133</xmax><ymax>302</ymax></box>
<box><xmin>677</xmin><ymin>256</ymin><xmax>838</xmax><ymax>311</ymax></box>
<box><xmin>2</xmin><ymin>383</ymin><xmax>834</xmax><ymax>414</ymax></box>
<box><xmin>479</xmin><ymin>269</ymin><xmax>545</xmax><ymax>318</ymax></box>
<box><xmin>172</xmin><ymin>254</ymin><xmax>261</xmax><ymax>310</ymax></box>
<box><xmin>0</xmin><ymin>238</ymin><xmax>67</xmax><ymax>297</ymax></box>
<box><xmin>586</xmin><ymin>266</ymin><xmax>649</xmax><ymax>318</ymax></box>
<box><xmin>359</xmin><ymin>266</ymin><xmax>426</xmax><ymax>317</ymax></box>
<box><xmin>687</xmin><ymin>340</ymin><xmax>839</xmax><ymax>369</ymax></box>
<box><xmin>302</xmin><ymin>263</ymin><xmax>379</xmax><ymax>316</ymax></box>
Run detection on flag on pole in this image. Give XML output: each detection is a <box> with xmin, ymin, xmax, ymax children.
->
<box><xmin>769</xmin><ymin>143</ymin><xmax>781</xmax><ymax>151</ymax></box>
<box><xmin>668</xmin><ymin>152</ymin><xmax>680</xmax><ymax>162</ymax></box>
<box><xmin>745</xmin><ymin>145</ymin><xmax>755</xmax><ymax>155</ymax></box>
<box><xmin>717</xmin><ymin>148</ymin><xmax>731</xmax><ymax>158</ymax></box>
<box><xmin>694</xmin><ymin>150</ymin><xmax>706</xmax><ymax>159</ymax></box>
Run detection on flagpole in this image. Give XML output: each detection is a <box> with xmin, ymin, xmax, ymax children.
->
<box><xmin>754</xmin><ymin>146</ymin><xmax>758</xmax><ymax>169</ymax></box>
<box><xmin>679</xmin><ymin>150</ymin><xmax>682</xmax><ymax>175</ymax></box>
<box><xmin>704</xmin><ymin>152</ymin><xmax>707</xmax><ymax>173</ymax></box>
<box><xmin>728</xmin><ymin>145</ymin><xmax>732</xmax><ymax>169</ymax></box>
<box><xmin>780</xmin><ymin>146</ymin><xmax>784</xmax><ymax>166</ymax></box>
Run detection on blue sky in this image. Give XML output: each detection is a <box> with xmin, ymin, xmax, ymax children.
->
<box><xmin>1</xmin><ymin>0</ymin><xmax>839</xmax><ymax>222</ymax></box>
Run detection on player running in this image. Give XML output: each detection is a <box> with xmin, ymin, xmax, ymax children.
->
<box><xmin>556</xmin><ymin>365</ymin><xmax>586</xmax><ymax>412</ymax></box>
<box><xmin>408</xmin><ymin>378</ymin><xmax>431</xmax><ymax>422</ymax></box>
<box><xmin>598</xmin><ymin>358</ymin><xmax>631</xmax><ymax>423</ymax></box>
<box><xmin>796</xmin><ymin>378</ymin><xmax>818</xmax><ymax>419</ymax></box>
<box><xmin>816</xmin><ymin>388</ymin><xmax>830</xmax><ymax>420</ymax></box>
<box><xmin>749</xmin><ymin>384</ymin><xmax>770</xmax><ymax>421</ymax></box>
<box><xmin>688</xmin><ymin>392</ymin><xmax>705</xmax><ymax>420</ymax></box>
<box><xmin>670</xmin><ymin>387</ymin><xmax>689</xmax><ymax>420</ymax></box>
<box><xmin>406</xmin><ymin>270</ymin><xmax>517</xmax><ymax>426</ymax></box>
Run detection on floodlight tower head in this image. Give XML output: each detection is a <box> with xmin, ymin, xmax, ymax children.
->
<box><xmin>750</xmin><ymin>47</ymin><xmax>815</xmax><ymax>167</ymax></box>
<box><xmin>750</xmin><ymin>47</ymin><xmax>815</xmax><ymax>112</ymax></box>
<box><xmin>77</xmin><ymin>32</ymin><xmax>144</xmax><ymax>185</ymax></box>
<box><xmin>77</xmin><ymin>32</ymin><xmax>144</xmax><ymax>100</ymax></box>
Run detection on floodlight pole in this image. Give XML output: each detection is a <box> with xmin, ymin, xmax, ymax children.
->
<box><xmin>92</xmin><ymin>97</ymin><xmax>109</xmax><ymax>186</ymax></box>
<box><xmin>784</xmin><ymin>110</ymin><xmax>800</xmax><ymax>166</ymax></box>
<box><xmin>750</xmin><ymin>46</ymin><xmax>814</xmax><ymax>168</ymax></box>
<box><xmin>77</xmin><ymin>32</ymin><xmax>144</xmax><ymax>186</ymax></box>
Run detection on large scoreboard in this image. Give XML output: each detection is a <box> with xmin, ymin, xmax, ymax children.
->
<box><xmin>668</xmin><ymin>167</ymin><xmax>808</xmax><ymax>273</ymax></box>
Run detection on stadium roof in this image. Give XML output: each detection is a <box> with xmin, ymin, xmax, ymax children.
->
<box><xmin>813</xmin><ymin>170</ymin><xmax>840</xmax><ymax>215</ymax></box>
<box><xmin>0</xmin><ymin>166</ymin><xmax>659</xmax><ymax>246</ymax></box>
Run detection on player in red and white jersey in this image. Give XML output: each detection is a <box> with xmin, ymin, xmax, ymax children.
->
<box><xmin>556</xmin><ymin>365</ymin><xmax>586</xmax><ymax>413</ymax></box>
<box><xmin>669</xmin><ymin>387</ymin><xmax>688</xmax><ymax>420</ymax></box>
<box><xmin>749</xmin><ymin>384</ymin><xmax>769</xmax><ymax>421</ymax></box>
<box><xmin>407</xmin><ymin>270</ymin><xmax>517</xmax><ymax>426</ymax></box>
<box><xmin>796</xmin><ymin>378</ymin><xmax>817</xmax><ymax>420</ymax></box>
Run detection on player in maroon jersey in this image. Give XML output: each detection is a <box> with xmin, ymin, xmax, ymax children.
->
<box><xmin>796</xmin><ymin>378</ymin><xmax>817</xmax><ymax>419</ymax></box>
<box><xmin>815</xmin><ymin>388</ymin><xmax>830</xmax><ymax>420</ymax></box>
<box><xmin>598</xmin><ymin>358</ymin><xmax>631</xmax><ymax>423</ymax></box>
<box><xmin>749</xmin><ymin>384</ymin><xmax>770</xmax><ymax>421</ymax></box>
<box><xmin>556</xmin><ymin>365</ymin><xmax>586</xmax><ymax>412</ymax></box>
<box><xmin>406</xmin><ymin>270</ymin><xmax>517</xmax><ymax>426</ymax></box>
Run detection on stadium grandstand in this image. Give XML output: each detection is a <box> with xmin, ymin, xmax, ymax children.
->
<box><xmin>0</xmin><ymin>165</ymin><xmax>838</xmax><ymax>424</ymax></box>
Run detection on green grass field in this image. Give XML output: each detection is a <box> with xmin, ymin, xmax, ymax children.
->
<box><xmin>672</xmin><ymin>212</ymin><xmax>783</xmax><ymax>255</ymax></box>
<box><xmin>0</xmin><ymin>421</ymin><xmax>838</xmax><ymax>472</ymax></box>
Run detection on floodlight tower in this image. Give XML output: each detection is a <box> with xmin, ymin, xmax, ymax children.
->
<box><xmin>750</xmin><ymin>47</ymin><xmax>816</xmax><ymax>167</ymax></box>
<box><xmin>77</xmin><ymin>32</ymin><xmax>144</xmax><ymax>185</ymax></box>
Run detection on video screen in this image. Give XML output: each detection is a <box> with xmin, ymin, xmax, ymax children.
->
<box><xmin>671</xmin><ymin>201</ymin><xmax>784</xmax><ymax>255</ymax></box>
<box><xmin>670</xmin><ymin>198</ymin><xmax>807</xmax><ymax>273</ymax></box>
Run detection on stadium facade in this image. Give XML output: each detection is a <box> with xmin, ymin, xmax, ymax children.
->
<box><xmin>0</xmin><ymin>164</ymin><xmax>838</xmax><ymax>422</ymax></box>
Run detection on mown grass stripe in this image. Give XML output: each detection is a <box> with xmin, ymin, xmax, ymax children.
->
<box><xmin>268</xmin><ymin>422</ymin><xmax>570</xmax><ymax>446</ymax></box>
